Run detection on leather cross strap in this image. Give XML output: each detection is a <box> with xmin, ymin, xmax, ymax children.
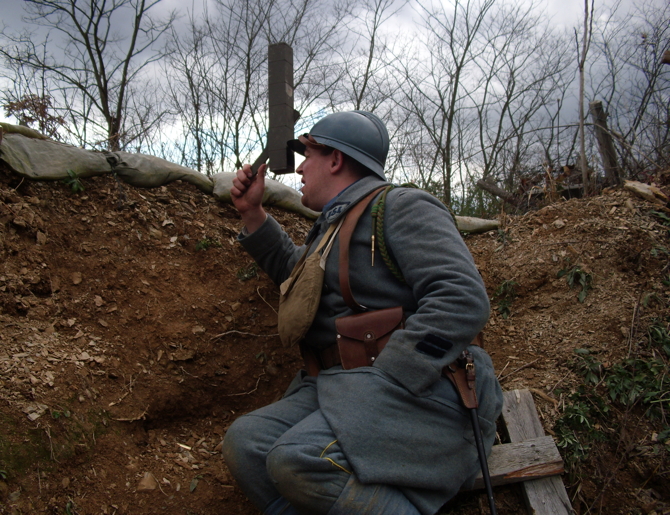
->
<box><xmin>338</xmin><ymin>186</ymin><xmax>388</xmax><ymax>312</ymax></box>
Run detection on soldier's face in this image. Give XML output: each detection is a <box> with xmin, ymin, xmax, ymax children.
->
<box><xmin>296</xmin><ymin>147</ymin><xmax>332</xmax><ymax>211</ymax></box>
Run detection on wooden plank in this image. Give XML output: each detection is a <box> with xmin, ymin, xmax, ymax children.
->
<box><xmin>523</xmin><ymin>476</ymin><xmax>576</xmax><ymax>514</ymax></box>
<box><xmin>267</xmin><ymin>42</ymin><xmax>294</xmax><ymax>174</ymax></box>
<box><xmin>501</xmin><ymin>389</ymin><xmax>574</xmax><ymax>515</ymax></box>
<box><xmin>470</xmin><ymin>436</ymin><xmax>563</xmax><ymax>490</ymax></box>
<box><xmin>502</xmin><ymin>389</ymin><xmax>545</xmax><ymax>441</ymax></box>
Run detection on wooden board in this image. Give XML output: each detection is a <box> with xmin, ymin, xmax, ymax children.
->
<box><xmin>470</xmin><ymin>436</ymin><xmax>564</xmax><ymax>490</ymax></box>
<box><xmin>501</xmin><ymin>389</ymin><xmax>574</xmax><ymax>515</ymax></box>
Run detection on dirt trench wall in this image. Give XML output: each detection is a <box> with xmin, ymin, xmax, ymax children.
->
<box><xmin>0</xmin><ymin>162</ymin><xmax>669</xmax><ymax>514</ymax></box>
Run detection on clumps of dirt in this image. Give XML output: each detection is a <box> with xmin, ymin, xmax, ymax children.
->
<box><xmin>0</xmin><ymin>165</ymin><xmax>310</xmax><ymax>515</ymax></box>
<box><xmin>0</xmin><ymin>161</ymin><xmax>668</xmax><ymax>515</ymax></box>
<box><xmin>474</xmin><ymin>192</ymin><xmax>667</xmax><ymax>389</ymax></box>
<box><xmin>467</xmin><ymin>188</ymin><xmax>670</xmax><ymax>514</ymax></box>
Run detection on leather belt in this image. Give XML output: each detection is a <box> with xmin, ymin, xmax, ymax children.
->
<box><xmin>304</xmin><ymin>333</ymin><xmax>482</xmax><ymax>410</ymax></box>
<box><xmin>317</xmin><ymin>344</ymin><xmax>342</xmax><ymax>370</ymax></box>
<box><xmin>311</xmin><ymin>342</ymin><xmax>463</xmax><ymax>377</ymax></box>
<box><xmin>312</xmin><ymin>332</ymin><xmax>483</xmax><ymax>372</ymax></box>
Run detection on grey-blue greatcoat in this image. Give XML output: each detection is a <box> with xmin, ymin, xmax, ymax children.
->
<box><xmin>238</xmin><ymin>175</ymin><xmax>503</xmax><ymax>514</ymax></box>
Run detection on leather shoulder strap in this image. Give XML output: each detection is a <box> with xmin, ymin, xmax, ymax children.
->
<box><xmin>339</xmin><ymin>186</ymin><xmax>387</xmax><ymax>311</ymax></box>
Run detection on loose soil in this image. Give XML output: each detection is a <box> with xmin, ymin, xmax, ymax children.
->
<box><xmin>0</xmin><ymin>163</ymin><xmax>668</xmax><ymax>515</ymax></box>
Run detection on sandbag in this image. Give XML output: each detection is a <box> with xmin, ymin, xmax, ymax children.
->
<box><xmin>0</xmin><ymin>133</ymin><xmax>112</xmax><ymax>180</ymax></box>
<box><xmin>111</xmin><ymin>152</ymin><xmax>214</xmax><ymax>194</ymax></box>
<box><xmin>454</xmin><ymin>216</ymin><xmax>499</xmax><ymax>234</ymax></box>
<box><xmin>0</xmin><ymin>125</ymin><xmax>499</xmax><ymax>229</ymax></box>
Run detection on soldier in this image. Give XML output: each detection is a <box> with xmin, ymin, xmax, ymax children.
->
<box><xmin>222</xmin><ymin>110</ymin><xmax>502</xmax><ymax>515</ymax></box>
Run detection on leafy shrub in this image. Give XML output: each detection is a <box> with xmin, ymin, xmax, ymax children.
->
<box><xmin>493</xmin><ymin>279</ymin><xmax>518</xmax><ymax>319</ymax></box>
<box><xmin>195</xmin><ymin>238</ymin><xmax>221</xmax><ymax>251</ymax></box>
<box><xmin>557</xmin><ymin>265</ymin><xmax>592</xmax><ymax>302</ymax></box>
<box><xmin>62</xmin><ymin>169</ymin><xmax>84</xmax><ymax>193</ymax></box>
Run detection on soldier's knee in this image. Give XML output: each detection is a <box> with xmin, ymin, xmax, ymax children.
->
<box><xmin>266</xmin><ymin>443</ymin><xmax>347</xmax><ymax>514</ymax></box>
<box><xmin>266</xmin><ymin>444</ymin><xmax>321</xmax><ymax>509</ymax></box>
<box><xmin>266</xmin><ymin>443</ymin><xmax>303</xmax><ymax>492</ymax></box>
<box><xmin>221</xmin><ymin>416</ymin><xmax>255</xmax><ymax>473</ymax></box>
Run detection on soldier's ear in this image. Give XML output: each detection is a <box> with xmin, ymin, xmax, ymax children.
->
<box><xmin>329</xmin><ymin>149</ymin><xmax>347</xmax><ymax>175</ymax></box>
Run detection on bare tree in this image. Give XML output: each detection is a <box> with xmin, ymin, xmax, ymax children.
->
<box><xmin>468</xmin><ymin>2</ymin><xmax>574</xmax><ymax>192</ymax></box>
<box><xmin>575</xmin><ymin>0</ymin><xmax>595</xmax><ymax>194</ymax></box>
<box><xmin>159</xmin><ymin>13</ymin><xmax>216</xmax><ymax>172</ymax></box>
<box><xmin>589</xmin><ymin>0</ymin><xmax>670</xmax><ymax>175</ymax></box>
<box><xmin>321</xmin><ymin>0</ymin><xmax>407</xmax><ymax>114</ymax></box>
<box><xmin>395</xmin><ymin>0</ymin><xmax>496</xmax><ymax>204</ymax></box>
<box><xmin>158</xmin><ymin>0</ymin><xmax>350</xmax><ymax>176</ymax></box>
<box><xmin>0</xmin><ymin>0</ymin><xmax>175</xmax><ymax>150</ymax></box>
<box><xmin>1</xmin><ymin>38</ymin><xmax>65</xmax><ymax>139</ymax></box>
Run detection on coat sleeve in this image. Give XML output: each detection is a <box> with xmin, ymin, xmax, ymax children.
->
<box><xmin>372</xmin><ymin>188</ymin><xmax>490</xmax><ymax>395</ymax></box>
<box><xmin>237</xmin><ymin>214</ymin><xmax>306</xmax><ymax>286</ymax></box>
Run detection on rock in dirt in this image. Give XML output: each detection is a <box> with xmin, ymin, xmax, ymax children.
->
<box><xmin>137</xmin><ymin>472</ymin><xmax>158</xmax><ymax>491</ymax></box>
<box><xmin>23</xmin><ymin>403</ymin><xmax>48</xmax><ymax>421</ymax></box>
<box><xmin>171</xmin><ymin>349</ymin><xmax>196</xmax><ymax>362</ymax></box>
<box><xmin>624</xmin><ymin>180</ymin><xmax>668</xmax><ymax>205</ymax></box>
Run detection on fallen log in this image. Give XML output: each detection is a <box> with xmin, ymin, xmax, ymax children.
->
<box><xmin>477</xmin><ymin>179</ymin><xmax>517</xmax><ymax>205</ymax></box>
<box><xmin>454</xmin><ymin>216</ymin><xmax>499</xmax><ymax>234</ymax></box>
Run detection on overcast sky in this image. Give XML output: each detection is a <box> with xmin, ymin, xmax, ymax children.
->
<box><xmin>0</xmin><ymin>0</ymin><xmax>632</xmax><ymax>34</ymax></box>
<box><xmin>0</xmin><ymin>0</ymin><xmax>638</xmax><ymax>126</ymax></box>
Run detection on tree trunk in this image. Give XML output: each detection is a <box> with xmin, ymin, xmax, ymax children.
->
<box><xmin>589</xmin><ymin>100</ymin><xmax>621</xmax><ymax>187</ymax></box>
<box><xmin>476</xmin><ymin>179</ymin><xmax>517</xmax><ymax>205</ymax></box>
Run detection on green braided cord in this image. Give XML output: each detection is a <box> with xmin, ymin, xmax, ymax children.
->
<box><xmin>373</xmin><ymin>185</ymin><xmax>406</xmax><ymax>283</ymax></box>
<box><xmin>445</xmin><ymin>203</ymin><xmax>457</xmax><ymax>226</ymax></box>
<box><xmin>370</xmin><ymin>182</ymin><xmax>456</xmax><ymax>284</ymax></box>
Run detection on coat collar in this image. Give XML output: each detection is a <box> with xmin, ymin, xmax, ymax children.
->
<box><xmin>320</xmin><ymin>175</ymin><xmax>389</xmax><ymax>225</ymax></box>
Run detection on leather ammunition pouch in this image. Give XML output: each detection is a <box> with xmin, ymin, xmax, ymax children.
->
<box><xmin>336</xmin><ymin>306</ymin><xmax>405</xmax><ymax>369</ymax></box>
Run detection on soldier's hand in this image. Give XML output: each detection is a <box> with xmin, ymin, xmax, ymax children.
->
<box><xmin>231</xmin><ymin>163</ymin><xmax>267</xmax><ymax>214</ymax></box>
<box><xmin>231</xmin><ymin>163</ymin><xmax>268</xmax><ymax>233</ymax></box>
